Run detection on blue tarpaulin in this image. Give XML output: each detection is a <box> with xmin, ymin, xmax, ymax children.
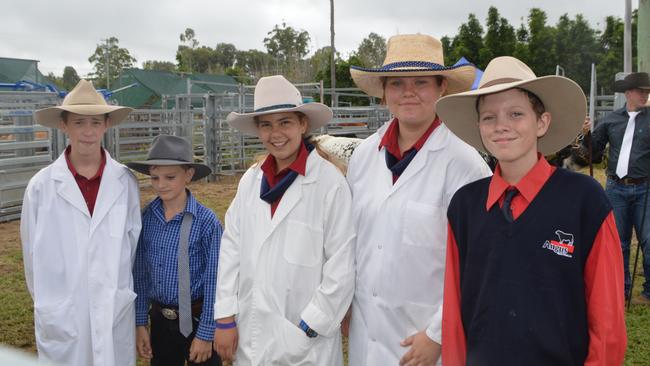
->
<box><xmin>453</xmin><ymin>57</ymin><xmax>483</xmax><ymax>90</ymax></box>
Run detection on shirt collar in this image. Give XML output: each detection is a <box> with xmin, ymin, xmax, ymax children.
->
<box><xmin>260</xmin><ymin>140</ymin><xmax>309</xmax><ymax>178</ymax></box>
<box><xmin>378</xmin><ymin>117</ymin><xmax>441</xmax><ymax>158</ymax></box>
<box><xmin>150</xmin><ymin>189</ymin><xmax>198</xmax><ymax>222</ymax></box>
<box><xmin>64</xmin><ymin>145</ymin><xmax>106</xmax><ymax>180</ymax></box>
<box><xmin>486</xmin><ymin>154</ymin><xmax>555</xmax><ymax>211</ymax></box>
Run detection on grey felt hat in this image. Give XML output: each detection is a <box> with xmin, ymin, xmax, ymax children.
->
<box><xmin>126</xmin><ymin>135</ymin><xmax>211</xmax><ymax>181</ymax></box>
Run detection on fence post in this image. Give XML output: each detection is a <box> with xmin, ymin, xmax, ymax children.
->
<box><xmin>204</xmin><ymin>94</ymin><xmax>219</xmax><ymax>181</ymax></box>
<box><xmin>176</xmin><ymin>94</ymin><xmax>193</xmax><ymax>140</ymax></box>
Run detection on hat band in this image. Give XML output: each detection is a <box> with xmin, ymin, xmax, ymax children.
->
<box><xmin>254</xmin><ymin>104</ymin><xmax>298</xmax><ymax>113</ymax></box>
<box><xmin>480</xmin><ymin>77</ymin><xmax>523</xmax><ymax>89</ymax></box>
<box><xmin>379</xmin><ymin>61</ymin><xmax>447</xmax><ymax>71</ymax></box>
<box><xmin>146</xmin><ymin>157</ymin><xmax>192</xmax><ymax>163</ymax></box>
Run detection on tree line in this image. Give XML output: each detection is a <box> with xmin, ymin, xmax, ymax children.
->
<box><xmin>47</xmin><ymin>6</ymin><xmax>638</xmax><ymax>96</ymax></box>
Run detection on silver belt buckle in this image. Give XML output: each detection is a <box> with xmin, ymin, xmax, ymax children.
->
<box><xmin>161</xmin><ymin>308</ymin><xmax>178</xmax><ymax>320</ymax></box>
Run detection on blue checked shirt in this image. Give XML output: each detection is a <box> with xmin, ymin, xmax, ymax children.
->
<box><xmin>134</xmin><ymin>190</ymin><xmax>222</xmax><ymax>341</ymax></box>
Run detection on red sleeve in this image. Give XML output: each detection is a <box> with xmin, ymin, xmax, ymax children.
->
<box><xmin>442</xmin><ymin>223</ymin><xmax>467</xmax><ymax>366</ymax></box>
<box><xmin>583</xmin><ymin>211</ymin><xmax>627</xmax><ymax>365</ymax></box>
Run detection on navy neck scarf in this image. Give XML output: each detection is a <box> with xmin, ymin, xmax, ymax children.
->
<box><xmin>385</xmin><ymin>148</ymin><xmax>418</xmax><ymax>178</ymax></box>
<box><xmin>260</xmin><ymin>140</ymin><xmax>314</xmax><ymax>204</ymax></box>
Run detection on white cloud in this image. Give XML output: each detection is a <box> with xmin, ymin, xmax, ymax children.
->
<box><xmin>0</xmin><ymin>0</ymin><xmax>628</xmax><ymax>77</ymax></box>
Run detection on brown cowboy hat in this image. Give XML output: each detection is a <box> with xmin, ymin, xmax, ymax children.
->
<box><xmin>349</xmin><ymin>34</ymin><xmax>476</xmax><ymax>98</ymax></box>
<box><xmin>436</xmin><ymin>56</ymin><xmax>586</xmax><ymax>155</ymax></box>
<box><xmin>34</xmin><ymin>79</ymin><xmax>133</xmax><ymax>128</ymax></box>
<box><xmin>613</xmin><ymin>72</ymin><xmax>650</xmax><ymax>93</ymax></box>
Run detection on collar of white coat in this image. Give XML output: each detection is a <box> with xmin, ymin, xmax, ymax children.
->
<box><xmin>50</xmin><ymin>148</ymin><xmax>129</xmax><ymax>221</ymax></box>
<box><xmin>51</xmin><ymin>148</ymin><xmax>128</xmax><ymax>182</ymax></box>
<box><xmin>254</xmin><ymin>149</ymin><xmax>323</xmax><ymax>184</ymax></box>
<box><xmin>376</xmin><ymin>117</ymin><xmax>450</xmax><ymax>154</ymax></box>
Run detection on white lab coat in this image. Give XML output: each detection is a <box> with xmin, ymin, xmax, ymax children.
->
<box><xmin>21</xmin><ymin>150</ymin><xmax>142</xmax><ymax>366</ymax></box>
<box><xmin>215</xmin><ymin>151</ymin><xmax>355</xmax><ymax>366</ymax></box>
<box><xmin>346</xmin><ymin>121</ymin><xmax>491</xmax><ymax>365</ymax></box>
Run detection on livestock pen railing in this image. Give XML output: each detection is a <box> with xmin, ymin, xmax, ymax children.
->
<box><xmin>0</xmin><ymin>87</ymin><xmax>389</xmax><ymax>221</ymax></box>
<box><xmin>0</xmin><ymin>83</ymin><xmax>614</xmax><ymax>222</ymax></box>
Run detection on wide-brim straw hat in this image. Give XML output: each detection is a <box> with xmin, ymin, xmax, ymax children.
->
<box><xmin>226</xmin><ymin>75</ymin><xmax>332</xmax><ymax>136</ymax></box>
<box><xmin>126</xmin><ymin>135</ymin><xmax>211</xmax><ymax>181</ymax></box>
<box><xmin>34</xmin><ymin>79</ymin><xmax>132</xmax><ymax>128</ymax></box>
<box><xmin>436</xmin><ymin>56</ymin><xmax>586</xmax><ymax>155</ymax></box>
<box><xmin>350</xmin><ymin>34</ymin><xmax>476</xmax><ymax>98</ymax></box>
<box><xmin>613</xmin><ymin>72</ymin><xmax>650</xmax><ymax>93</ymax></box>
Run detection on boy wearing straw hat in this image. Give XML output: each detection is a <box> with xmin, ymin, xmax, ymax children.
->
<box><xmin>21</xmin><ymin>80</ymin><xmax>142</xmax><ymax>366</ymax></box>
<box><xmin>128</xmin><ymin>135</ymin><xmax>222</xmax><ymax>366</ymax></box>
<box><xmin>438</xmin><ymin>56</ymin><xmax>626</xmax><ymax>365</ymax></box>
<box><xmin>346</xmin><ymin>34</ymin><xmax>491</xmax><ymax>366</ymax></box>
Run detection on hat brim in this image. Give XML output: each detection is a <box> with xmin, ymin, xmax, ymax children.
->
<box><xmin>126</xmin><ymin>160</ymin><xmax>212</xmax><ymax>181</ymax></box>
<box><xmin>226</xmin><ymin>102</ymin><xmax>333</xmax><ymax>136</ymax></box>
<box><xmin>613</xmin><ymin>79</ymin><xmax>650</xmax><ymax>93</ymax></box>
<box><xmin>350</xmin><ymin>64</ymin><xmax>476</xmax><ymax>98</ymax></box>
<box><xmin>34</xmin><ymin>105</ymin><xmax>133</xmax><ymax>129</ymax></box>
<box><xmin>436</xmin><ymin>75</ymin><xmax>586</xmax><ymax>156</ymax></box>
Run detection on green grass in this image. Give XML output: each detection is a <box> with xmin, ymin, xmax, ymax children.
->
<box><xmin>1</xmin><ymin>171</ymin><xmax>650</xmax><ymax>364</ymax></box>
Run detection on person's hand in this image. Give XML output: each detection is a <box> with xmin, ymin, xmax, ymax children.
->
<box><xmin>399</xmin><ymin>330</ymin><xmax>441</xmax><ymax>366</ymax></box>
<box><xmin>214</xmin><ymin>316</ymin><xmax>238</xmax><ymax>362</ymax></box>
<box><xmin>189</xmin><ymin>337</ymin><xmax>213</xmax><ymax>363</ymax></box>
<box><xmin>341</xmin><ymin>307</ymin><xmax>352</xmax><ymax>337</ymax></box>
<box><xmin>582</xmin><ymin>116</ymin><xmax>592</xmax><ymax>134</ymax></box>
<box><xmin>136</xmin><ymin>326</ymin><xmax>153</xmax><ymax>360</ymax></box>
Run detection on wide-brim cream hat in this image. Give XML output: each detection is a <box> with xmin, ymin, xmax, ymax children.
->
<box><xmin>126</xmin><ymin>135</ymin><xmax>211</xmax><ymax>181</ymax></box>
<box><xmin>226</xmin><ymin>75</ymin><xmax>333</xmax><ymax>136</ymax></box>
<box><xmin>34</xmin><ymin>79</ymin><xmax>133</xmax><ymax>128</ymax></box>
<box><xmin>350</xmin><ymin>34</ymin><xmax>476</xmax><ymax>98</ymax></box>
<box><xmin>436</xmin><ymin>56</ymin><xmax>586</xmax><ymax>155</ymax></box>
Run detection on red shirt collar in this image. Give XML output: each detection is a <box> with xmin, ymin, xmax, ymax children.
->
<box><xmin>64</xmin><ymin>145</ymin><xmax>106</xmax><ymax>180</ymax></box>
<box><xmin>486</xmin><ymin>153</ymin><xmax>555</xmax><ymax>211</ymax></box>
<box><xmin>260</xmin><ymin>140</ymin><xmax>309</xmax><ymax>184</ymax></box>
<box><xmin>378</xmin><ymin>117</ymin><xmax>441</xmax><ymax>158</ymax></box>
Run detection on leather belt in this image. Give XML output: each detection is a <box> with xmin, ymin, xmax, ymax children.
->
<box><xmin>608</xmin><ymin>175</ymin><xmax>649</xmax><ymax>185</ymax></box>
<box><xmin>151</xmin><ymin>300</ymin><xmax>203</xmax><ymax>320</ymax></box>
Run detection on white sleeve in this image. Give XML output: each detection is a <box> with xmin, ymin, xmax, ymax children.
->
<box><xmin>300</xmin><ymin>180</ymin><xmax>356</xmax><ymax>337</ymax></box>
<box><xmin>20</xmin><ymin>180</ymin><xmax>37</xmax><ymax>299</ymax></box>
<box><xmin>425</xmin><ymin>305</ymin><xmax>444</xmax><ymax>344</ymax></box>
<box><xmin>214</xmin><ymin>186</ymin><xmax>242</xmax><ymax>319</ymax></box>
<box><xmin>127</xmin><ymin>175</ymin><xmax>142</xmax><ymax>262</ymax></box>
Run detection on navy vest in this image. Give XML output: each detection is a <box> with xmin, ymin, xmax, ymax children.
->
<box><xmin>447</xmin><ymin>168</ymin><xmax>611</xmax><ymax>366</ymax></box>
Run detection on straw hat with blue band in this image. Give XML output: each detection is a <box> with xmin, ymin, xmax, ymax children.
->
<box><xmin>226</xmin><ymin>75</ymin><xmax>333</xmax><ymax>137</ymax></box>
<box><xmin>436</xmin><ymin>56</ymin><xmax>586</xmax><ymax>156</ymax></box>
<box><xmin>350</xmin><ymin>34</ymin><xmax>477</xmax><ymax>98</ymax></box>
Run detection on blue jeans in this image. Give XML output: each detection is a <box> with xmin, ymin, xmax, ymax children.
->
<box><xmin>605</xmin><ymin>178</ymin><xmax>650</xmax><ymax>298</ymax></box>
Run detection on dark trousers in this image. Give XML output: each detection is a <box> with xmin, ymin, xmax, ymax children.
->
<box><xmin>606</xmin><ymin>178</ymin><xmax>650</xmax><ymax>298</ymax></box>
<box><xmin>149</xmin><ymin>310</ymin><xmax>222</xmax><ymax>366</ymax></box>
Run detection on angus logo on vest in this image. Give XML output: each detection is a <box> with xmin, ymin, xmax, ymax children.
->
<box><xmin>542</xmin><ymin>230</ymin><xmax>575</xmax><ymax>258</ymax></box>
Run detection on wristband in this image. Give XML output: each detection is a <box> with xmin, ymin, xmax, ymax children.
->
<box><xmin>215</xmin><ymin>321</ymin><xmax>237</xmax><ymax>329</ymax></box>
<box><xmin>299</xmin><ymin>319</ymin><xmax>318</xmax><ymax>338</ymax></box>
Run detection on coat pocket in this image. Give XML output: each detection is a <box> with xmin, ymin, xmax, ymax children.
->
<box><xmin>113</xmin><ymin>288</ymin><xmax>137</xmax><ymax>323</ymax></box>
<box><xmin>402</xmin><ymin>201</ymin><xmax>446</xmax><ymax>249</ymax></box>
<box><xmin>270</xmin><ymin>315</ymin><xmax>317</xmax><ymax>365</ymax></box>
<box><xmin>34</xmin><ymin>298</ymin><xmax>77</xmax><ymax>360</ymax></box>
<box><xmin>284</xmin><ymin>220</ymin><xmax>324</xmax><ymax>267</ymax></box>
